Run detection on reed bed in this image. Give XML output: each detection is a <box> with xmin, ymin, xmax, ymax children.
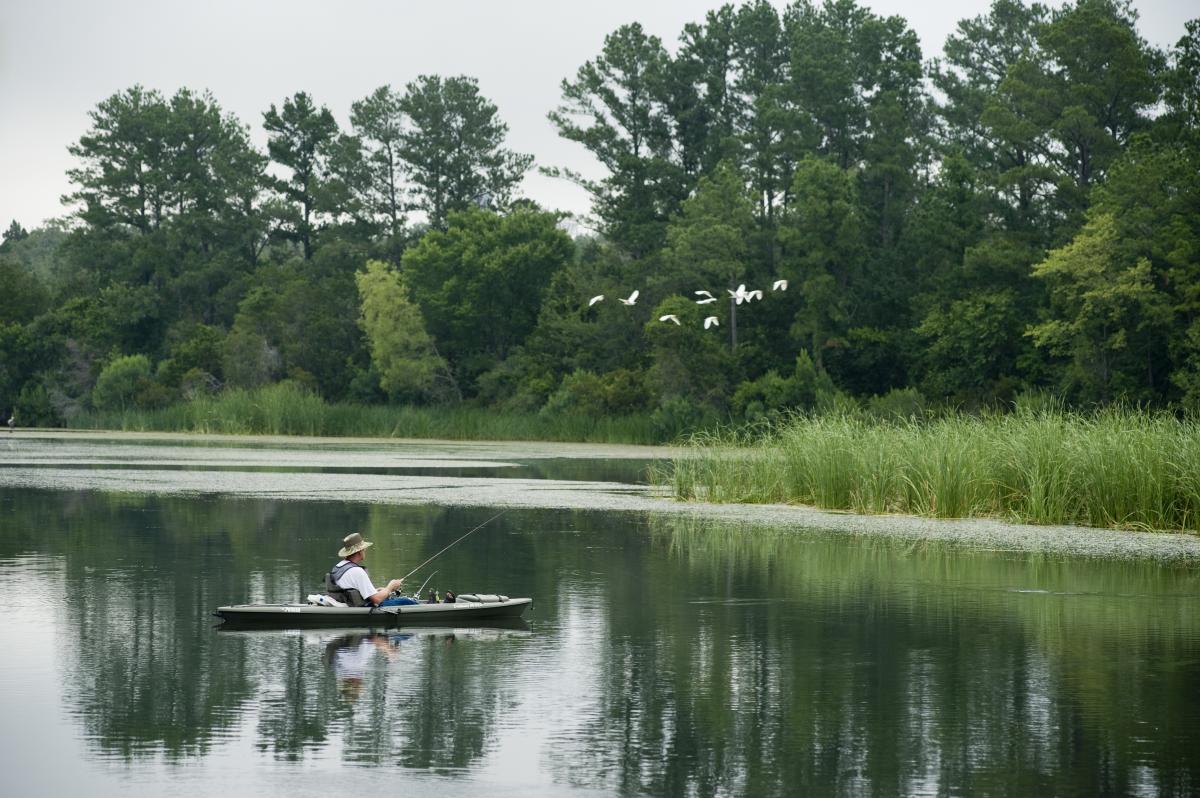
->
<box><xmin>667</xmin><ymin>409</ymin><xmax>1200</xmax><ymax>532</ymax></box>
<box><xmin>75</xmin><ymin>383</ymin><xmax>664</xmax><ymax>445</ymax></box>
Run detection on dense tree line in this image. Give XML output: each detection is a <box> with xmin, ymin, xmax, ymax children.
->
<box><xmin>2</xmin><ymin>0</ymin><xmax>1198</xmax><ymax>429</ymax></box>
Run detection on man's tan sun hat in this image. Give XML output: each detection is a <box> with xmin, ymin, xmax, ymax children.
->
<box><xmin>338</xmin><ymin>532</ymin><xmax>373</xmax><ymax>558</ymax></box>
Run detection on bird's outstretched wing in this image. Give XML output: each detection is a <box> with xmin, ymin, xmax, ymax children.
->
<box><xmin>588</xmin><ymin>295</ymin><xmax>604</xmax><ymax>306</ymax></box>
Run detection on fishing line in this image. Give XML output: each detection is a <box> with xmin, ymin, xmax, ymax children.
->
<box><xmin>402</xmin><ymin>508</ymin><xmax>509</xmax><ymax>581</ymax></box>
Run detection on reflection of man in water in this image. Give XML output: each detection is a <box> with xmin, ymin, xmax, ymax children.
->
<box><xmin>327</xmin><ymin>633</ymin><xmax>402</xmax><ymax>702</ymax></box>
<box><xmin>326</xmin><ymin>532</ymin><xmax>406</xmax><ymax>606</ymax></box>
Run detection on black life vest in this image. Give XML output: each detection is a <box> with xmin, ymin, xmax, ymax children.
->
<box><xmin>326</xmin><ymin>560</ymin><xmax>369</xmax><ymax>607</ymax></box>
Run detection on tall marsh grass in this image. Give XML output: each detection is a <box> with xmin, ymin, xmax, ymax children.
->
<box><xmin>667</xmin><ymin>408</ymin><xmax>1200</xmax><ymax>531</ymax></box>
<box><xmin>74</xmin><ymin>383</ymin><xmax>665</xmax><ymax>444</ymax></box>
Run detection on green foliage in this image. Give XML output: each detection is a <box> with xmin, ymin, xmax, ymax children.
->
<box><xmin>92</xmin><ymin>354</ymin><xmax>155</xmax><ymax>412</ymax></box>
<box><xmin>349</xmin><ymin>85</ymin><xmax>406</xmax><ymax>241</ymax></box>
<box><xmin>650</xmin><ymin>396</ymin><xmax>721</xmax><ymax>440</ymax></box>
<box><xmin>548</xmin><ymin>22</ymin><xmax>685</xmax><ymax>257</ymax></box>
<box><xmin>645</xmin><ymin>295</ymin><xmax>735</xmax><ymax>410</ymax></box>
<box><xmin>157</xmin><ymin>324</ymin><xmax>225</xmax><ymax>389</ymax></box>
<box><xmin>15</xmin><ymin>379</ymin><xmax>58</xmax><ymax>426</ymax></box>
<box><xmin>540</xmin><ymin>370</ymin><xmax>609</xmax><ymax>417</ymax></box>
<box><xmin>1159</xmin><ymin>20</ymin><xmax>1200</xmax><ymax>143</ymax></box>
<box><xmin>402</xmin><ymin>208</ymin><xmax>572</xmax><ymax>393</ymax></box>
<box><xmin>778</xmin><ymin>158</ymin><xmax>865</xmax><ymax>368</ymax></box>
<box><xmin>0</xmin><ymin>220</ymin><xmax>28</xmax><ymax>250</ymax></box>
<box><xmin>540</xmin><ymin>368</ymin><xmax>651</xmax><ymax>417</ymax></box>
<box><xmin>865</xmin><ymin>387</ymin><xmax>927</xmax><ymax>421</ymax></box>
<box><xmin>480</xmin><ymin>238</ymin><xmax>650</xmax><ymax>412</ymax></box>
<box><xmin>355</xmin><ymin>259</ymin><xmax>455</xmax><ymax>403</ymax></box>
<box><xmin>0</xmin><ymin>322</ymin><xmax>53</xmax><ymax>412</ymax></box>
<box><xmin>221</xmin><ymin>325</ymin><xmax>279</xmax><ymax>389</ymax></box>
<box><xmin>0</xmin><ymin>222</ymin><xmax>69</xmax><ymax>287</ymax></box>
<box><xmin>0</xmin><ymin>255</ymin><xmax>49</xmax><ymax>324</ymax></box>
<box><xmin>663</xmin><ymin>160</ymin><xmax>757</xmax><ymax>328</ymax></box>
<box><xmin>1029</xmin><ymin>213</ymin><xmax>1173</xmax><ymax>402</ymax></box>
<box><xmin>731</xmin><ymin>350</ymin><xmax>838</xmax><ymax>421</ymax></box>
<box><xmin>262</xmin><ymin>92</ymin><xmax>342</xmax><ymax>260</ymax></box>
<box><xmin>219</xmin><ymin>250</ymin><xmax>366</xmax><ymax>398</ymax></box>
<box><xmin>67</xmin><ymin>87</ymin><xmax>264</xmax><ymax>238</ymax></box>
<box><xmin>398</xmin><ymin>75</ymin><xmax>533</xmax><ymax>229</ymax></box>
<box><xmin>918</xmin><ymin>289</ymin><xmax>1028</xmax><ymax>405</ymax></box>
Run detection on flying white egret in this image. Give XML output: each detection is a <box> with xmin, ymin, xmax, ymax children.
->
<box><xmin>746</xmin><ymin>289</ymin><xmax>763</xmax><ymax>301</ymax></box>
<box><xmin>696</xmin><ymin>297</ymin><xmax>717</xmax><ymax>305</ymax></box>
<box><xmin>694</xmin><ymin>289</ymin><xmax>714</xmax><ymax>299</ymax></box>
<box><xmin>704</xmin><ymin>316</ymin><xmax>720</xmax><ymax>329</ymax></box>
<box><xmin>772</xmin><ymin>279</ymin><xmax>788</xmax><ymax>291</ymax></box>
<box><xmin>659</xmin><ymin>314</ymin><xmax>681</xmax><ymax>325</ymax></box>
<box><xmin>588</xmin><ymin>295</ymin><xmax>604</xmax><ymax>306</ymax></box>
<box><xmin>619</xmin><ymin>290</ymin><xmax>640</xmax><ymax>306</ymax></box>
<box><xmin>727</xmin><ymin>284</ymin><xmax>748</xmax><ymax>305</ymax></box>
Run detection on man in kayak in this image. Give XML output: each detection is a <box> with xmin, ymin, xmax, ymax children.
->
<box><xmin>326</xmin><ymin>532</ymin><xmax>407</xmax><ymax>607</ymax></box>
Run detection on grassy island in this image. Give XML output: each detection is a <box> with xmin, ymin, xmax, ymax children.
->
<box><xmin>665</xmin><ymin>409</ymin><xmax>1200</xmax><ymax>532</ymax></box>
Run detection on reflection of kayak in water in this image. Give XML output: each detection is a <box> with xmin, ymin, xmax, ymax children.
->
<box><xmin>214</xmin><ymin>597</ymin><xmax>532</xmax><ymax>627</ymax></box>
<box><xmin>214</xmin><ymin>620</ymin><xmax>532</xmax><ymax>641</ymax></box>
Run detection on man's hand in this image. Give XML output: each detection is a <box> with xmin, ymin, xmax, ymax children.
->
<box><xmin>387</xmin><ymin>578</ymin><xmax>405</xmax><ymax>593</ymax></box>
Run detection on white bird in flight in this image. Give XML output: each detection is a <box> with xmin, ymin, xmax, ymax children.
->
<box><xmin>659</xmin><ymin>314</ymin><xmax>681</xmax><ymax>325</ymax></box>
<box><xmin>696</xmin><ymin>297</ymin><xmax>717</xmax><ymax>305</ymax></box>
<box><xmin>694</xmin><ymin>289</ymin><xmax>714</xmax><ymax>299</ymax></box>
<box><xmin>619</xmin><ymin>290</ymin><xmax>640</xmax><ymax>306</ymax></box>
<box><xmin>727</xmin><ymin>284</ymin><xmax>748</xmax><ymax>305</ymax></box>
<box><xmin>772</xmin><ymin>279</ymin><xmax>788</xmax><ymax>291</ymax></box>
<box><xmin>746</xmin><ymin>289</ymin><xmax>763</xmax><ymax>301</ymax></box>
<box><xmin>704</xmin><ymin>316</ymin><xmax>720</xmax><ymax>329</ymax></box>
<box><xmin>588</xmin><ymin>295</ymin><xmax>604</xmax><ymax>306</ymax></box>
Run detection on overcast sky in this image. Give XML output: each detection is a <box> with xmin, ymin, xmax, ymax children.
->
<box><xmin>1</xmin><ymin>0</ymin><xmax>1193</xmax><ymax>232</ymax></box>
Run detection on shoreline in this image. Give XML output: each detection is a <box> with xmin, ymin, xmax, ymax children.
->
<box><xmin>3</xmin><ymin>430</ymin><xmax>1198</xmax><ymax>564</ymax></box>
<box><xmin>1</xmin><ymin>427</ymin><xmax>686</xmax><ymax>460</ymax></box>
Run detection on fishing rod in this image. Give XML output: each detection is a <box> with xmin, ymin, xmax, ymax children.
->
<box><xmin>414</xmin><ymin>570</ymin><xmax>438</xmax><ymax>598</ymax></box>
<box><xmin>401</xmin><ymin>509</ymin><xmax>508</xmax><ymax>582</ymax></box>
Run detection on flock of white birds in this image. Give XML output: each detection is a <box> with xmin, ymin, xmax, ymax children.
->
<box><xmin>587</xmin><ymin>280</ymin><xmax>788</xmax><ymax>331</ymax></box>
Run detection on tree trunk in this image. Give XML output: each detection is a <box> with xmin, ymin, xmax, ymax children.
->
<box><xmin>730</xmin><ymin>295</ymin><xmax>738</xmax><ymax>351</ymax></box>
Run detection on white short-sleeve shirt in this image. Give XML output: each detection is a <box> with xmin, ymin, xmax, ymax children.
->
<box><xmin>333</xmin><ymin>559</ymin><xmax>377</xmax><ymax>602</ymax></box>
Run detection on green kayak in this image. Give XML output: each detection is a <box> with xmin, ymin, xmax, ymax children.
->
<box><xmin>215</xmin><ymin>596</ymin><xmax>532</xmax><ymax>627</ymax></box>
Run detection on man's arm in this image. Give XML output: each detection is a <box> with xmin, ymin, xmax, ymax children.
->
<box><xmin>367</xmin><ymin>578</ymin><xmax>404</xmax><ymax>605</ymax></box>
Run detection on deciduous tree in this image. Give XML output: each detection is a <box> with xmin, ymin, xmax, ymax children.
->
<box><xmin>356</xmin><ymin>259</ymin><xmax>456</xmax><ymax>403</ymax></box>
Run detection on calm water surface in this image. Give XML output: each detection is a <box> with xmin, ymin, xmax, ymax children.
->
<box><xmin>1</xmin><ymin>439</ymin><xmax>1198</xmax><ymax>797</ymax></box>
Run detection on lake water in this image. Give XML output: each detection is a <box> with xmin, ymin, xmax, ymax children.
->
<box><xmin>1</xmin><ymin>434</ymin><xmax>1198</xmax><ymax>796</ymax></box>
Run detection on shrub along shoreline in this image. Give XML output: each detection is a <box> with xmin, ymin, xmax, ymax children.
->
<box><xmin>73</xmin><ymin>383</ymin><xmax>667</xmax><ymax>445</ymax></box>
<box><xmin>665</xmin><ymin>409</ymin><xmax>1200</xmax><ymax>533</ymax></box>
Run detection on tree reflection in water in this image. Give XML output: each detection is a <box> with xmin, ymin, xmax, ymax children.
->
<box><xmin>3</xmin><ymin>486</ymin><xmax>1198</xmax><ymax>796</ymax></box>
